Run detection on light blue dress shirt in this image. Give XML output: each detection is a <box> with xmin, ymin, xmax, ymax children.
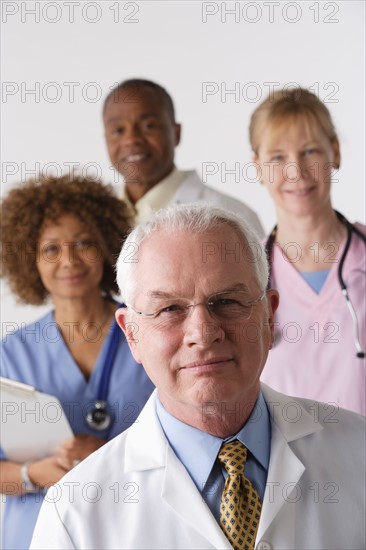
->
<box><xmin>156</xmin><ymin>391</ymin><xmax>270</xmax><ymax>523</ymax></box>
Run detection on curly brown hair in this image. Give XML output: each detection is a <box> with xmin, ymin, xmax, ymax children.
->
<box><xmin>1</xmin><ymin>175</ymin><xmax>134</xmax><ymax>304</ymax></box>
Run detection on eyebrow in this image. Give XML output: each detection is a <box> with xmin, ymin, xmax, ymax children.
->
<box><xmin>146</xmin><ymin>283</ymin><xmax>251</xmax><ymax>300</ymax></box>
<box><xmin>105</xmin><ymin>113</ymin><xmax>161</xmax><ymax>125</ymax></box>
<box><xmin>39</xmin><ymin>230</ymin><xmax>93</xmax><ymax>242</ymax></box>
<box><xmin>267</xmin><ymin>140</ymin><xmax>320</xmax><ymax>153</ymax></box>
<box><xmin>302</xmin><ymin>141</ymin><xmax>320</xmax><ymax>147</ymax></box>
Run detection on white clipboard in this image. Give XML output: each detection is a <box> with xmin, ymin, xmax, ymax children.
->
<box><xmin>0</xmin><ymin>377</ymin><xmax>73</xmax><ymax>462</ymax></box>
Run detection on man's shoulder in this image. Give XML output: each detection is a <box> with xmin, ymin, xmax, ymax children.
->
<box><xmin>174</xmin><ymin>170</ymin><xmax>264</xmax><ymax>236</ymax></box>
<box><xmin>295</xmin><ymin>393</ymin><xmax>365</xmax><ymax>432</ymax></box>
<box><xmin>180</xmin><ymin>170</ymin><xmax>252</xmax><ymax>207</ymax></box>
<box><xmin>202</xmin><ymin>184</ymin><xmax>254</xmax><ymax>210</ymax></box>
<box><xmin>262</xmin><ymin>383</ymin><xmax>365</xmax><ymax>444</ymax></box>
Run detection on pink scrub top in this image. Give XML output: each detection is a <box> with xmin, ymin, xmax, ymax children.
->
<box><xmin>261</xmin><ymin>223</ymin><xmax>366</xmax><ymax>416</ymax></box>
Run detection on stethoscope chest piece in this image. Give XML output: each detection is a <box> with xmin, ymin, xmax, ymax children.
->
<box><xmin>84</xmin><ymin>318</ymin><xmax>121</xmax><ymax>432</ymax></box>
<box><xmin>85</xmin><ymin>400</ymin><xmax>112</xmax><ymax>431</ymax></box>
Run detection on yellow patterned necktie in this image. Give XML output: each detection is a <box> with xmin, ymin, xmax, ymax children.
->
<box><xmin>217</xmin><ymin>439</ymin><xmax>262</xmax><ymax>550</ymax></box>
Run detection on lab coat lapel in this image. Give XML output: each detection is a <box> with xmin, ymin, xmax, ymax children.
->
<box><xmin>123</xmin><ymin>391</ymin><xmax>167</xmax><ymax>472</ymax></box>
<box><xmin>258</xmin><ymin>385</ymin><xmax>323</xmax><ymax>542</ymax></box>
<box><xmin>256</xmin><ymin>420</ymin><xmax>304</xmax><ymax>544</ymax></box>
<box><xmin>162</xmin><ymin>447</ymin><xmax>231</xmax><ymax>549</ymax></box>
<box><xmin>124</xmin><ymin>387</ymin><xmax>325</xmax><ymax>548</ymax></box>
<box><xmin>124</xmin><ymin>391</ymin><xmax>230</xmax><ymax>549</ymax></box>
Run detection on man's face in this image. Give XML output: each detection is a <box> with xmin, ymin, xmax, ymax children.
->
<box><xmin>103</xmin><ymin>87</ymin><xmax>181</xmax><ymax>195</ymax></box>
<box><xmin>117</xmin><ymin>226</ymin><xmax>279</xmax><ymax>422</ymax></box>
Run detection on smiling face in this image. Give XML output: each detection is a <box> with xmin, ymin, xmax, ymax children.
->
<box><xmin>37</xmin><ymin>214</ymin><xmax>104</xmax><ymax>304</ymax></box>
<box><xmin>116</xmin><ymin>225</ymin><xmax>278</xmax><ymax>428</ymax></box>
<box><xmin>254</xmin><ymin>116</ymin><xmax>340</xmax><ymax>219</ymax></box>
<box><xmin>103</xmin><ymin>86</ymin><xmax>181</xmax><ymax>201</ymax></box>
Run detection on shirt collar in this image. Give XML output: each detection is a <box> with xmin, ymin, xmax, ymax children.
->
<box><xmin>155</xmin><ymin>392</ymin><xmax>270</xmax><ymax>492</ymax></box>
<box><xmin>227</xmin><ymin>392</ymin><xmax>270</xmax><ymax>470</ymax></box>
<box><xmin>123</xmin><ymin>167</ymin><xmax>185</xmax><ymax>224</ymax></box>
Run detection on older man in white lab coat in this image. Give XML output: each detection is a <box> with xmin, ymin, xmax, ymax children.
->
<box><xmin>31</xmin><ymin>205</ymin><xmax>365</xmax><ymax>550</ymax></box>
<box><xmin>103</xmin><ymin>78</ymin><xmax>264</xmax><ymax>236</ymax></box>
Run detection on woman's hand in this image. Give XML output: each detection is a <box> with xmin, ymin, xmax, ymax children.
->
<box><xmin>0</xmin><ymin>436</ymin><xmax>107</xmax><ymax>495</ymax></box>
<box><xmin>0</xmin><ymin>458</ymin><xmax>69</xmax><ymax>495</ymax></box>
<box><xmin>28</xmin><ymin>457</ymin><xmax>69</xmax><ymax>488</ymax></box>
<box><xmin>56</xmin><ymin>434</ymin><xmax>107</xmax><ymax>470</ymax></box>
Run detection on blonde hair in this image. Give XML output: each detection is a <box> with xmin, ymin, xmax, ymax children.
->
<box><xmin>249</xmin><ymin>88</ymin><xmax>339</xmax><ymax>163</ymax></box>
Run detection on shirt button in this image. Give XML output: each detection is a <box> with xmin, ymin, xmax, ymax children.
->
<box><xmin>256</xmin><ymin>541</ymin><xmax>272</xmax><ymax>550</ymax></box>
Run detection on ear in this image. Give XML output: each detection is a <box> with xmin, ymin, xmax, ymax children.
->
<box><xmin>332</xmin><ymin>138</ymin><xmax>341</xmax><ymax>170</ymax></box>
<box><xmin>266</xmin><ymin>290</ymin><xmax>280</xmax><ymax>349</ymax></box>
<box><xmin>174</xmin><ymin>123</ymin><xmax>181</xmax><ymax>146</ymax></box>
<box><xmin>115</xmin><ymin>307</ymin><xmax>142</xmax><ymax>364</ymax></box>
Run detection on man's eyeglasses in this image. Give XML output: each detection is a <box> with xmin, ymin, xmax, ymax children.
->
<box><xmin>128</xmin><ymin>290</ymin><xmax>266</xmax><ymax>324</ymax></box>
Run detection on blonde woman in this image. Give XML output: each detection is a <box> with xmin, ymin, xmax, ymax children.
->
<box><xmin>250</xmin><ymin>88</ymin><xmax>365</xmax><ymax>415</ymax></box>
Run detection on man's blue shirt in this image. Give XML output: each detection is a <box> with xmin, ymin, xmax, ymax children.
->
<box><xmin>156</xmin><ymin>391</ymin><xmax>270</xmax><ymax>522</ymax></box>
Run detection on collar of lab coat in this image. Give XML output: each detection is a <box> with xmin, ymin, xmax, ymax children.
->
<box><xmin>123</xmin><ymin>384</ymin><xmax>323</xmax><ymax>474</ymax></box>
<box><xmin>258</xmin><ymin>384</ymin><xmax>323</xmax><ymax>541</ymax></box>
<box><xmin>122</xmin><ymin>385</ymin><xmax>323</xmax><ymax>548</ymax></box>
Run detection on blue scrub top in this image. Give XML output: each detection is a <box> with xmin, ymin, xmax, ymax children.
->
<box><xmin>0</xmin><ymin>310</ymin><xmax>155</xmax><ymax>550</ymax></box>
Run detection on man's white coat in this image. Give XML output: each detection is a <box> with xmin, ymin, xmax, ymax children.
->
<box><xmin>31</xmin><ymin>385</ymin><xmax>365</xmax><ymax>550</ymax></box>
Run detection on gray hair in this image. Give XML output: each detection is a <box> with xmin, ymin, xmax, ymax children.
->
<box><xmin>116</xmin><ymin>204</ymin><xmax>269</xmax><ymax>304</ymax></box>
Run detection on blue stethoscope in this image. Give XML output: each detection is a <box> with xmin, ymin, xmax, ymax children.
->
<box><xmin>265</xmin><ymin>211</ymin><xmax>366</xmax><ymax>359</ymax></box>
<box><xmin>85</xmin><ymin>319</ymin><xmax>121</xmax><ymax>431</ymax></box>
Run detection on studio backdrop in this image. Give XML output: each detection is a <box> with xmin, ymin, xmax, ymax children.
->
<box><xmin>1</xmin><ymin>0</ymin><xmax>365</xmax><ymax>331</ymax></box>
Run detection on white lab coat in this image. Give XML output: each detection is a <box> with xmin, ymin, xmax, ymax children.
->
<box><xmin>171</xmin><ymin>170</ymin><xmax>265</xmax><ymax>238</ymax></box>
<box><xmin>30</xmin><ymin>385</ymin><xmax>365</xmax><ymax>550</ymax></box>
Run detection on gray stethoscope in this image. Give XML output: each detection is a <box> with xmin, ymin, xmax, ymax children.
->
<box><xmin>265</xmin><ymin>211</ymin><xmax>366</xmax><ymax>359</ymax></box>
<box><xmin>85</xmin><ymin>319</ymin><xmax>121</xmax><ymax>431</ymax></box>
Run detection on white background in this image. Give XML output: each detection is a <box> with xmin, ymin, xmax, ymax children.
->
<box><xmin>1</xmin><ymin>0</ymin><xmax>365</xmax><ymax>332</ymax></box>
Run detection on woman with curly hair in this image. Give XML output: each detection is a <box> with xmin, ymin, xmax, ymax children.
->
<box><xmin>0</xmin><ymin>175</ymin><xmax>155</xmax><ymax>549</ymax></box>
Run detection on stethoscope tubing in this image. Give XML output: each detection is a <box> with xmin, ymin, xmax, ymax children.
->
<box><xmin>97</xmin><ymin>320</ymin><xmax>121</xmax><ymax>402</ymax></box>
<box><xmin>86</xmin><ymin>306</ymin><xmax>123</xmax><ymax>431</ymax></box>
